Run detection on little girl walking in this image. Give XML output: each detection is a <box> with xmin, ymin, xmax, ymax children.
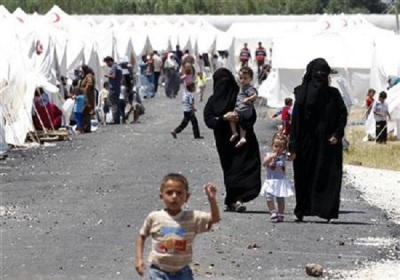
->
<box><xmin>260</xmin><ymin>133</ymin><xmax>294</xmax><ymax>222</ymax></box>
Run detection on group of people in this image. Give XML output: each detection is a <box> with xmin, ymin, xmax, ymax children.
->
<box><xmin>239</xmin><ymin>41</ymin><xmax>271</xmax><ymax>83</ymax></box>
<box><xmin>138</xmin><ymin>46</ymin><xmax>212</xmax><ymax>101</ymax></box>
<box><xmin>365</xmin><ymin>88</ymin><xmax>391</xmax><ymax>144</ymax></box>
<box><xmin>135</xmin><ymin>57</ymin><xmax>349</xmax><ymax>279</ymax></box>
<box><xmin>32</xmin><ymin>55</ymin><xmax>146</xmax><ymax>135</ymax></box>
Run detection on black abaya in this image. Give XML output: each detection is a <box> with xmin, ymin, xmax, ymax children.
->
<box><xmin>289</xmin><ymin>58</ymin><xmax>348</xmax><ymax>220</ymax></box>
<box><xmin>203</xmin><ymin>68</ymin><xmax>261</xmax><ymax>206</ymax></box>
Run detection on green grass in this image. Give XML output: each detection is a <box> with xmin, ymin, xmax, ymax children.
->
<box><xmin>344</xmin><ymin>125</ymin><xmax>400</xmax><ymax>171</ymax></box>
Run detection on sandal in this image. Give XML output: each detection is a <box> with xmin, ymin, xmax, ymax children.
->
<box><xmin>276</xmin><ymin>214</ymin><xmax>284</xmax><ymax>223</ymax></box>
<box><xmin>235</xmin><ymin>201</ymin><xmax>246</xmax><ymax>213</ymax></box>
<box><xmin>270</xmin><ymin>210</ymin><xmax>278</xmax><ymax>220</ymax></box>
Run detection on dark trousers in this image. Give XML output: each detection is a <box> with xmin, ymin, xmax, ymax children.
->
<box><xmin>118</xmin><ymin>99</ymin><xmax>126</xmax><ymax>123</ymax></box>
<box><xmin>376</xmin><ymin>120</ymin><xmax>387</xmax><ymax>143</ymax></box>
<box><xmin>108</xmin><ymin>90</ymin><xmax>120</xmax><ymax>124</ymax></box>
<box><xmin>174</xmin><ymin>111</ymin><xmax>201</xmax><ymax>138</ymax></box>
<box><xmin>153</xmin><ymin>71</ymin><xmax>161</xmax><ymax>93</ymax></box>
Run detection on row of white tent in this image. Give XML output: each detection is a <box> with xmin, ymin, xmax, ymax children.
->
<box><xmin>1</xmin><ymin>5</ymin><xmax>400</xmax><ymax>149</ymax></box>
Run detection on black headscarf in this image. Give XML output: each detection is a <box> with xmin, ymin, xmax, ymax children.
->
<box><xmin>296</xmin><ymin>58</ymin><xmax>331</xmax><ymax>121</ymax></box>
<box><xmin>211</xmin><ymin>68</ymin><xmax>239</xmax><ymax>116</ymax></box>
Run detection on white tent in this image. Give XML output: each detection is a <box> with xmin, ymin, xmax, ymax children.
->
<box><xmin>370</xmin><ymin>34</ymin><xmax>400</xmax><ymax>92</ymax></box>
<box><xmin>0</xmin><ymin>25</ymin><xmax>33</xmax><ymax>146</ymax></box>
<box><xmin>260</xmin><ymin>14</ymin><xmax>393</xmax><ymax>108</ymax></box>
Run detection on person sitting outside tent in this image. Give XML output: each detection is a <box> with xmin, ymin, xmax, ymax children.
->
<box><xmin>32</xmin><ymin>87</ymin><xmax>62</xmax><ymax>131</ymax></box>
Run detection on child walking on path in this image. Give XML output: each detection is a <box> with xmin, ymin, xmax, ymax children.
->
<box><xmin>373</xmin><ymin>91</ymin><xmax>391</xmax><ymax>144</ymax></box>
<box><xmin>260</xmin><ymin>134</ymin><xmax>294</xmax><ymax>222</ymax></box>
<box><xmin>229</xmin><ymin>66</ymin><xmax>258</xmax><ymax>148</ymax></box>
<box><xmin>171</xmin><ymin>82</ymin><xmax>204</xmax><ymax>139</ymax></box>
<box><xmin>272</xmin><ymin>97</ymin><xmax>293</xmax><ymax>136</ymax></box>
<box><xmin>72</xmin><ymin>91</ymin><xmax>86</xmax><ymax>134</ymax></box>
<box><xmin>135</xmin><ymin>173</ymin><xmax>221</xmax><ymax>279</ymax></box>
<box><xmin>196</xmin><ymin>71</ymin><xmax>206</xmax><ymax>102</ymax></box>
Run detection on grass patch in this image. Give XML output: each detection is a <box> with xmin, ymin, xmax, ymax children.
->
<box><xmin>344</xmin><ymin>125</ymin><xmax>400</xmax><ymax>171</ymax></box>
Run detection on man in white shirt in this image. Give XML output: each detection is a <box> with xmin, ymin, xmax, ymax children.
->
<box><xmin>152</xmin><ymin>51</ymin><xmax>163</xmax><ymax>94</ymax></box>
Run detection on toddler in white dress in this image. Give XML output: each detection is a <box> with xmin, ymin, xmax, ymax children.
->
<box><xmin>260</xmin><ymin>133</ymin><xmax>294</xmax><ymax>222</ymax></box>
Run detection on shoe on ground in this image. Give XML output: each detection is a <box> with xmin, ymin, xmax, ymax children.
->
<box><xmin>224</xmin><ymin>204</ymin><xmax>236</xmax><ymax>212</ymax></box>
<box><xmin>270</xmin><ymin>211</ymin><xmax>278</xmax><ymax>220</ymax></box>
<box><xmin>235</xmin><ymin>201</ymin><xmax>246</xmax><ymax>213</ymax></box>
<box><xmin>195</xmin><ymin>136</ymin><xmax>204</xmax><ymax>139</ymax></box>
<box><xmin>294</xmin><ymin>214</ymin><xmax>304</xmax><ymax>222</ymax></box>
<box><xmin>276</xmin><ymin>214</ymin><xmax>284</xmax><ymax>223</ymax></box>
<box><xmin>171</xmin><ymin>131</ymin><xmax>177</xmax><ymax>139</ymax></box>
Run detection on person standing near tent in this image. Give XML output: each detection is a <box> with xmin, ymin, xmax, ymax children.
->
<box><xmin>152</xmin><ymin>51</ymin><xmax>163</xmax><ymax>94</ymax></box>
<box><xmin>80</xmin><ymin>65</ymin><xmax>95</xmax><ymax>132</ymax></box>
<box><xmin>164</xmin><ymin>53</ymin><xmax>179</xmax><ymax>98</ymax></box>
<box><xmin>289</xmin><ymin>58</ymin><xmax>348</xmax><ymax>222</ymax></box>
<box><xmin>255</xmin><ymin>42</ymin><xmax>267</xmax><ymax>80</ymax></box>
<box><xmin>365</xmin><ymin>88</ymin><xmax>376</xmax><ymax>119</ymax></box>
<box><xmin>174</xmin><ymin>45</ymin><xmax>183</xmax><ymax>68</ymax></box>
<box><xmin>373</xmin><ymin>91</ymin><xmax>391</xmax><ymax>144</ymax></box>
<box><xmin>239</xmin><ymin>43</ymin><xmax>251</xmax><ymax>67</ymax></box>
<box><xmin>104</xmin><ymin>56</ymin><xmax>123</xmax><ymax>124</ymax></box>
<box><xmin>203</xmin><ymin>68</ymin><xmax>261</xmax><ymax>212</ymax></box>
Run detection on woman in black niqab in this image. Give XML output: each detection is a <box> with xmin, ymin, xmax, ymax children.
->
<box><xmin>204</xmin><ymin>68</ymin><xmax>261</xmax><ymax>212</ymax></box>
<box><xmin>289</xmin><ymin>58</ymin><xmax>348</xmax><ymax>222</ymax></box>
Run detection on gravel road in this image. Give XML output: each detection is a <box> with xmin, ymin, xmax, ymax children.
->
<box><xmin>1</xmin><ymin>82</ymin><xmax>399</xmax><ymax>279</ymax></box>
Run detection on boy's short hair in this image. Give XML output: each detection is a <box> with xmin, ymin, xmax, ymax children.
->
<box><xmin>239</xmin><ymin>66</ymin><xmax>253</xmax><ymax>79</ymax></box>
<box><xmin>186</xmin><ymin>82</ymin><xmax>196</xmax><ymax>92</ymax></box>
<box><xmin>103</xmin><ymin>81</ymin><xmax>109</xmax><ymax>88</ymax></box>
<box><xmin>379</xmin><ymin>91</ymin><xmax>387</xmax><ymax>99</ymax></box>
<box><xmin>160</xmin><ymin>173</ymin><xmax>189</xmax><ymax>191</ymax></box>
<box><xmin>103</xmin><ymin>56</ymin><xmax>114</xmax><ymax>62</ymax></box>
<box><xmin>284</xmin><ymin>98</ymin><xmax>293</xmax><ymax>105</ymax></box>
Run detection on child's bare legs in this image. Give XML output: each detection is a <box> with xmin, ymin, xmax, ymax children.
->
<box><xmin>235</xmin><ymin>126</ymin><xmax>247</xmax><ymax>148</ymax></box>
<box><xmin>266</xmin><ymin>194</ymin><xmax>277</xmax><ymax>220</ymax></box>
<box><xmin>276</xmin><ymin>197</ymin><xmax>285</xmax><ymax>222</ymax></box>
<box><xmin>229</xmin><ymin>119</ymin><xmax>238</xmax><ymax>142</ymax></box>
<box><xmin>199</xmin><ymin>87</ymin><xmax>205</xmax><ymax>102</ymax></box>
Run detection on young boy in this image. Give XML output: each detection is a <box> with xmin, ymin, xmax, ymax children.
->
<box><xmin>373</xmin><ymin>91</ymin><xmax>391</xmax><ymax>144</ymax></box>
<box><xmin>135</xmin><ymin>173</ymin><xmax>220</xmax><ymax>279</ymax></box>
<box><xmin>229</xmin><ymin>66</ymin><xmax>258</xmax><ymax>148</ymax></box>
<box><xmin>171</xmin><ymin>82</ymin><xmax>203</xmax><ymax>139</ymax></box>
<box><xmin>72</xmin><ymin>90</ymin><xmax>86</xmax><ymax>134</ymax></box>
<box><xmin>272</xmin><ymin>98</ymin><xmax>293</xmax><ymax>137</ymax></box>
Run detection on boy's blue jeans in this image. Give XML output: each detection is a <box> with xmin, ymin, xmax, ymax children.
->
<box><xmin>148</xmin><ymin>265</ymin><xmax>193</xmax><ymax>280</ymax></box>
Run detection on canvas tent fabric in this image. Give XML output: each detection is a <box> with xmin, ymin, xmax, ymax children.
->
<box><xmin>259</xmin><ymin>14</ymin><xmax>395</xmax><ymax>109</ymax></box>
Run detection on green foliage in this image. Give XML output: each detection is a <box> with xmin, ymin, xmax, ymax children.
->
<box><xmin>0</xmin><ymin>0</ymin><xmax>392</xmax><ymax>15</ymax></box>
